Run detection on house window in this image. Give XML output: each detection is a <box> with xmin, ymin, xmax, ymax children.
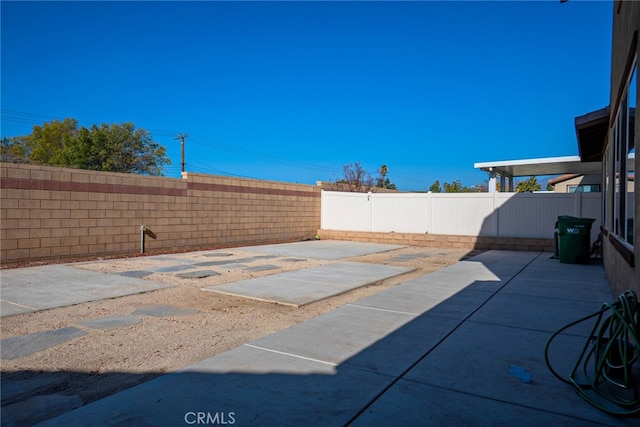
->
<box><xmin>610</xmin><ymin>58</ymin><xmax>636</xmax><ymax>247</ymax></box>
<box><xmin>568</xmin><ymin>184</ymin><xmax>600</xmax><ymax>193</ymax></box>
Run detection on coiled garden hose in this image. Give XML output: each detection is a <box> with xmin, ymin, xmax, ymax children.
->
<box><xmin>545</xmin><ymin>290</ymin><xmax>640</xmax><ymax>416</ymax></box>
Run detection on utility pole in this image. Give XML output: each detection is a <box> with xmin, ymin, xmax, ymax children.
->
<box><xmin>175</xmin><ymin>133</ymin><xmax>188</xmax><ymax>173</ymax></box>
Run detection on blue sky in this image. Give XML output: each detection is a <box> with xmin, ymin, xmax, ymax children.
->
<box><xmin>1</xmin><ymin>1</ymin><xmax>612</xmax><ymax>190</ymax></box>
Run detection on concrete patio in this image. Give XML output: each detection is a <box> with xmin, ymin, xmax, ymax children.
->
<box><xmin>12</xmin><ymin>243</ymin><xmax>632</xmax><ymax>426</ymax></box>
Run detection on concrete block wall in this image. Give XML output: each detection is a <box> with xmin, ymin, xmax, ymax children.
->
<box><xmin>0</xmin><ymin>163</ymin><xmax>321</xmax><ymax>265</ymax></box>
<box><xmin>317</xmin><ymin>229</ymin><xmax>553</xmax><ymax>252</ymax></box>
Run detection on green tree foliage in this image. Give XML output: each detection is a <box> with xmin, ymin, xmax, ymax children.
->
<box><xmin>1</xmin><ymin>119</ymin><xmax>170</xmax><ymax>175</ymax></box>
<box><xmin>428</xmin><ymin>179</ymin><xmax>484</xmax><ymax>193</ymax></box>
<box><xmin>28</xmin><ymin>118</ymin><xmax>79</xmax><ymax>165</ymax></box>
<box><xmin>0</xmin><ymin>137</ymin><xmax>30</xmax><ymax>163</ymax></box>
<box><xmin>516</xmin><ymin>176</ymin><xmax>541</xmax><ymax>192</ymax></box>
<box><xmin>443</xmin><ymin>180</ymin><xmax>464</xmax><ymax>193</ymax></box>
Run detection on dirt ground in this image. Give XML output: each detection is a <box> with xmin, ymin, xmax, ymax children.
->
<box><xmin>1</xmin><ymin>245</ymin><xmax>481</xmax><ymax>408</ymax></box>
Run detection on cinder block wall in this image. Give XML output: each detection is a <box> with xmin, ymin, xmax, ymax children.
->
<box><xmin>0</xmin><ymin>163</ymin><xmax>321</xmax><ymax>265</ymax></box>
<box><xmin>317</xmin><ymin>229</ymin><xmax>553</xmax><ymax>252</ymax></box>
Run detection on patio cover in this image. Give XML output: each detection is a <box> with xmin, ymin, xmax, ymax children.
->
<box><xmin>475</xmin><ymin>106</ymin><xmax>609</xmax><ymax>192</ymax></box>
<box><xmin>474</xmin><ymin>156</ymin><xmax>602</xmax><ymax>179</ymax></box>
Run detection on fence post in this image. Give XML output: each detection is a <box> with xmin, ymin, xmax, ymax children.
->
<box><xmin>426</xmin><ymin>192</ymin><xmax>432</xmax><ymax>234</ymax></box>
<box><xmin>368</xmin><ymin>191</ymin><xmax>373</xmax><ymax>232</ymax></box>
<box><xmin>494</xmin><ymin>191</ymin><xmax>500</xmax><ymax>237</ymax></box>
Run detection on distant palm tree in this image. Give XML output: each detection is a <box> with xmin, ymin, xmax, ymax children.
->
<box><xmin>378</xmin><ymin>164</ymin><xmax>388</xmax><ymax>180</ymax></box>
<box><xmin>375</xmin><ymin>164</ymin><xmax>397</xmax><ymax>190</ymax></box>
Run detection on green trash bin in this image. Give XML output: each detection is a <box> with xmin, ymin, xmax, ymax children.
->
<box><xmin>556</xmin><ymin>216</ymin><xmax>595</xmax><ymax>264</ymax></box>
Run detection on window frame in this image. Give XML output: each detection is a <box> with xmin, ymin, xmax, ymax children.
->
<box><xmin>607</xmin><ymin>54</ymin><xmax>636</xmax><ymax>258</ymax></box>
<box><xmin>567</xmin><ymin>184</ymin><xmax>600</xmax><ymax>193</ymax></box>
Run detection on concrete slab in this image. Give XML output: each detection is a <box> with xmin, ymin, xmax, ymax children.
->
<box><xmin>404</xmin><ymin>261</ymin><xmax>503</xmax><ymax>287</ymax></box>
<box><xmin>243</xmin><ymin>264</ymin><xmax>279</xmax><ymax>273</ymax></box>
<box><xmin>0</xmin><ymin>265</ymin><xmax>174</xmax><ymax>317</ymax></box>
<box><xmin>202</xmin><ymin>262</ymin><xmax>412</xmax><ymax>306</ymax></box>
<box><xmin>41</xmin><ymin>345</ymin><xmax>393</xmax><ymax>426</ymax></box>
<box><xmin>175</xmin><ymin>270</ymin><xmax>220</xmax><ymax>279</ymax></box>
<box><xmin>516</xmin><ymin>257</ymin><xmax>608</xmax><ymax>285</ymax></box>
<box><xmin>218</xmin><ymin>263</ymin><xmax>248</xmax><ymax>271</ymax></box>
<box><xmin>399</xmin><ymin>271</ymin><xmax>501</xmax><ymax>294</ymax></box>
<box><xmin>400</xmin><ymin>320</ymin><xmax>636</xmax><ymax>425</ymax></box>
<box><xmin>192</xmin><ymin>260</ymin><xmax>242</xmax><ymax>267</ymax></box>
<box><xmin>501</xmin><ymin>274</ymin><xmax>615</xmax><ymax>304</ymax></box>
<box><xmin>151</xmin><ymin>264</ymin><xmax>196</xmax><ymax>273</ymax></box>
<box><xmin>413</xmin><ymin>287</ymin><xmax>495</xmax><ymax>320</ymax></box>
<box><xmin>401</xmin><ymin>252</ymin><xmax>539</xmax><ymax>293</ymax></box>
<box><xmin>131</xmin><ymin>305</ymin><xmax>199</xmax><ymax>317</ymax></box>
<box><xmin>1</xmin><ymin>373</ymin><xmax>68</xmax><ymax>405</ymax></box>
<box><xmin>349</xmin><ymin>282</ymin><xmax>489</xmax><ymax>317</ymax></box>
<box><xmin>3</xmin><ymin>394</ymin><xmax>84</xmax><ymax>427</ymax></box>
<box><xmin>162</xmin><ymin>258</ymin><xmax>254</xmax><ymax>269</ymax></box>
<box><xmin>249</xmin><ymin>304</ymin><xmax>461</xmax><ymax>377</ymax></box>
<box><xmin>76</xmin><ymin>315</ymin><xmax>141</xmax><ymax>331</ymax></box>
<box><xmin>1</xmin><ymin>327</ymin><xmax>87</xmax><ymax>360</ymax></box>
<box><xmin>31</xmin><ymin>248</ymin><xmax>622</xmax><ymax>426</ymax></box>
<box><xmin>0</xmin><ymin>300</ymin><xmax>33</xmax><ymax>317</ymax></box>
<box><xmin>468</xmin><ymin>292</ymin><xmax>607</xmax><ymax>336</ymax></box>
<box><xmin>351</xmin><ymin>380</ymin><xmax>605</xmax><ymax>426</ymax></box>
<box><xmin>468</xmin><ymin>249</ymin><xmax>541</xmax><ymax>265</ymax></box>
<box><xmin>241</xmin><ymin>240</ymin><xmax>405</xmax><ymax>260</ymax></box>
<box><xmin>251</xmin><ymin>255</ymin><xmax>280</xmax><ymax>260</ymax></box>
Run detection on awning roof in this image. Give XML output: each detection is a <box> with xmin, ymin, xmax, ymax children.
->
<box><xmin>474</xmin><ymin>155</ymin><xmax>602</xmax><ymax>178</ymax></box>
<box><xmin>575</xmin><ymin>106</ymin><xmax>609</xmax><ymax>162</ymax></box>
<box><xmin>474</xmin><ymin>106</ymin><xmax>636</xmax><ymax>189</ymax></box>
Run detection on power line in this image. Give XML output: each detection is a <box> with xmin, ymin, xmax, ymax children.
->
<box><xmin>0</xmin><ymin>109</ymin><xmax>179</xmax><ymax>138</ymax></box>
<box><xmin>1</xmin><ymin>108</ymin><xmax>433</xmax><ymax>187</ymax></box>
<box><xmin>1</xmin><ymin>108</ymin><xmax>339</xmax><ymax>173</ymax></box>
<box><xmin>187</xmin><ymin>133</ymin><xmax>340</xmax><ymax>173</ymax></box>
<box><xmin>187</xmin><ymin>161</ymin><xmax>257</xmax><ymax>179</ymax></box>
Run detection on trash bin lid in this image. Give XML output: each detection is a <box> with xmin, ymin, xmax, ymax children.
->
<box><xmin>557</xmin><ymin>215</ymin><xmax>578</xmax><ymax>221</ymax></box>
<box><xmin>557</xmin><ymin>216</ymin><xmax>595</xmax><ymax>224</ymax></box>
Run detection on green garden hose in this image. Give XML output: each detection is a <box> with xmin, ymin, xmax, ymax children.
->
<box><xmin>545</xmin><ymin>290</ymin><xmax>640</xmax><ymax>416</ymax></box>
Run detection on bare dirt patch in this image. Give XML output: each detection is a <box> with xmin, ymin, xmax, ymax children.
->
<box><xmin>1</xmin><ymin>245</ymin><xmax>481</xmax><ymax>408</ymax></box>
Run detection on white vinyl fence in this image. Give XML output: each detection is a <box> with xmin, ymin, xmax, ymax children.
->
<box><xmin>321</xmin><ymin>191</ymin><xmax>603</xmax><ymax>243</ymax></box>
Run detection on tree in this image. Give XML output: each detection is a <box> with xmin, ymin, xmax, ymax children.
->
<box><xmin>517</xmin><ymin>176</ymin><xmax>541</xmax><ymax>192</ymax></box>
<box><xmin>429</xmin><ymin>180</ymin><xmax>442</xmax><ymax>193</ymax></box>
<box><xmin>2</xmin><ymin>119</ymin><xmax>170</xmax><ymax>175</ymax></box>
<box><xmin>26</xmin><ymin>118</ymin><xmax>79</xmax><ymax>165</ymax></box>
<box><xmin>336</xmin><ymin>162</ymin><xmax>374</xmax><ymax>192</ymax></box>
<box><xmin>0</xmin><ymin>136</ymin><xmax>30</xmax><ymax>163</ymax></box>
<box><xmin>61</xmin><ymin>123</ymin><xmax>169</xmax><ymax>175</ymax></box>
<box><xmin>375</xmin><ymin>164</ymin><xmax>397</xmax><ymax>190</ymax></box>
<box><xmin>431</xmin><ymin>179</ymin><xmax>485</xmax><ymax>193</ymax></box>
<box><xmin>378</xmin><ymin>164</ymin><xmax>388</xmax><ymax>181</ymax></box>
<box><xmin>443</xmin><ymin>180</ymin><xmax>464</xmax><ymax>193</ymax></box>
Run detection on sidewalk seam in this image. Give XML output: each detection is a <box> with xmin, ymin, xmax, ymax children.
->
<box><xmin>243</xmin><ymin>343</ymin><xmax>338</xmax><ymax>367</ymax></box>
